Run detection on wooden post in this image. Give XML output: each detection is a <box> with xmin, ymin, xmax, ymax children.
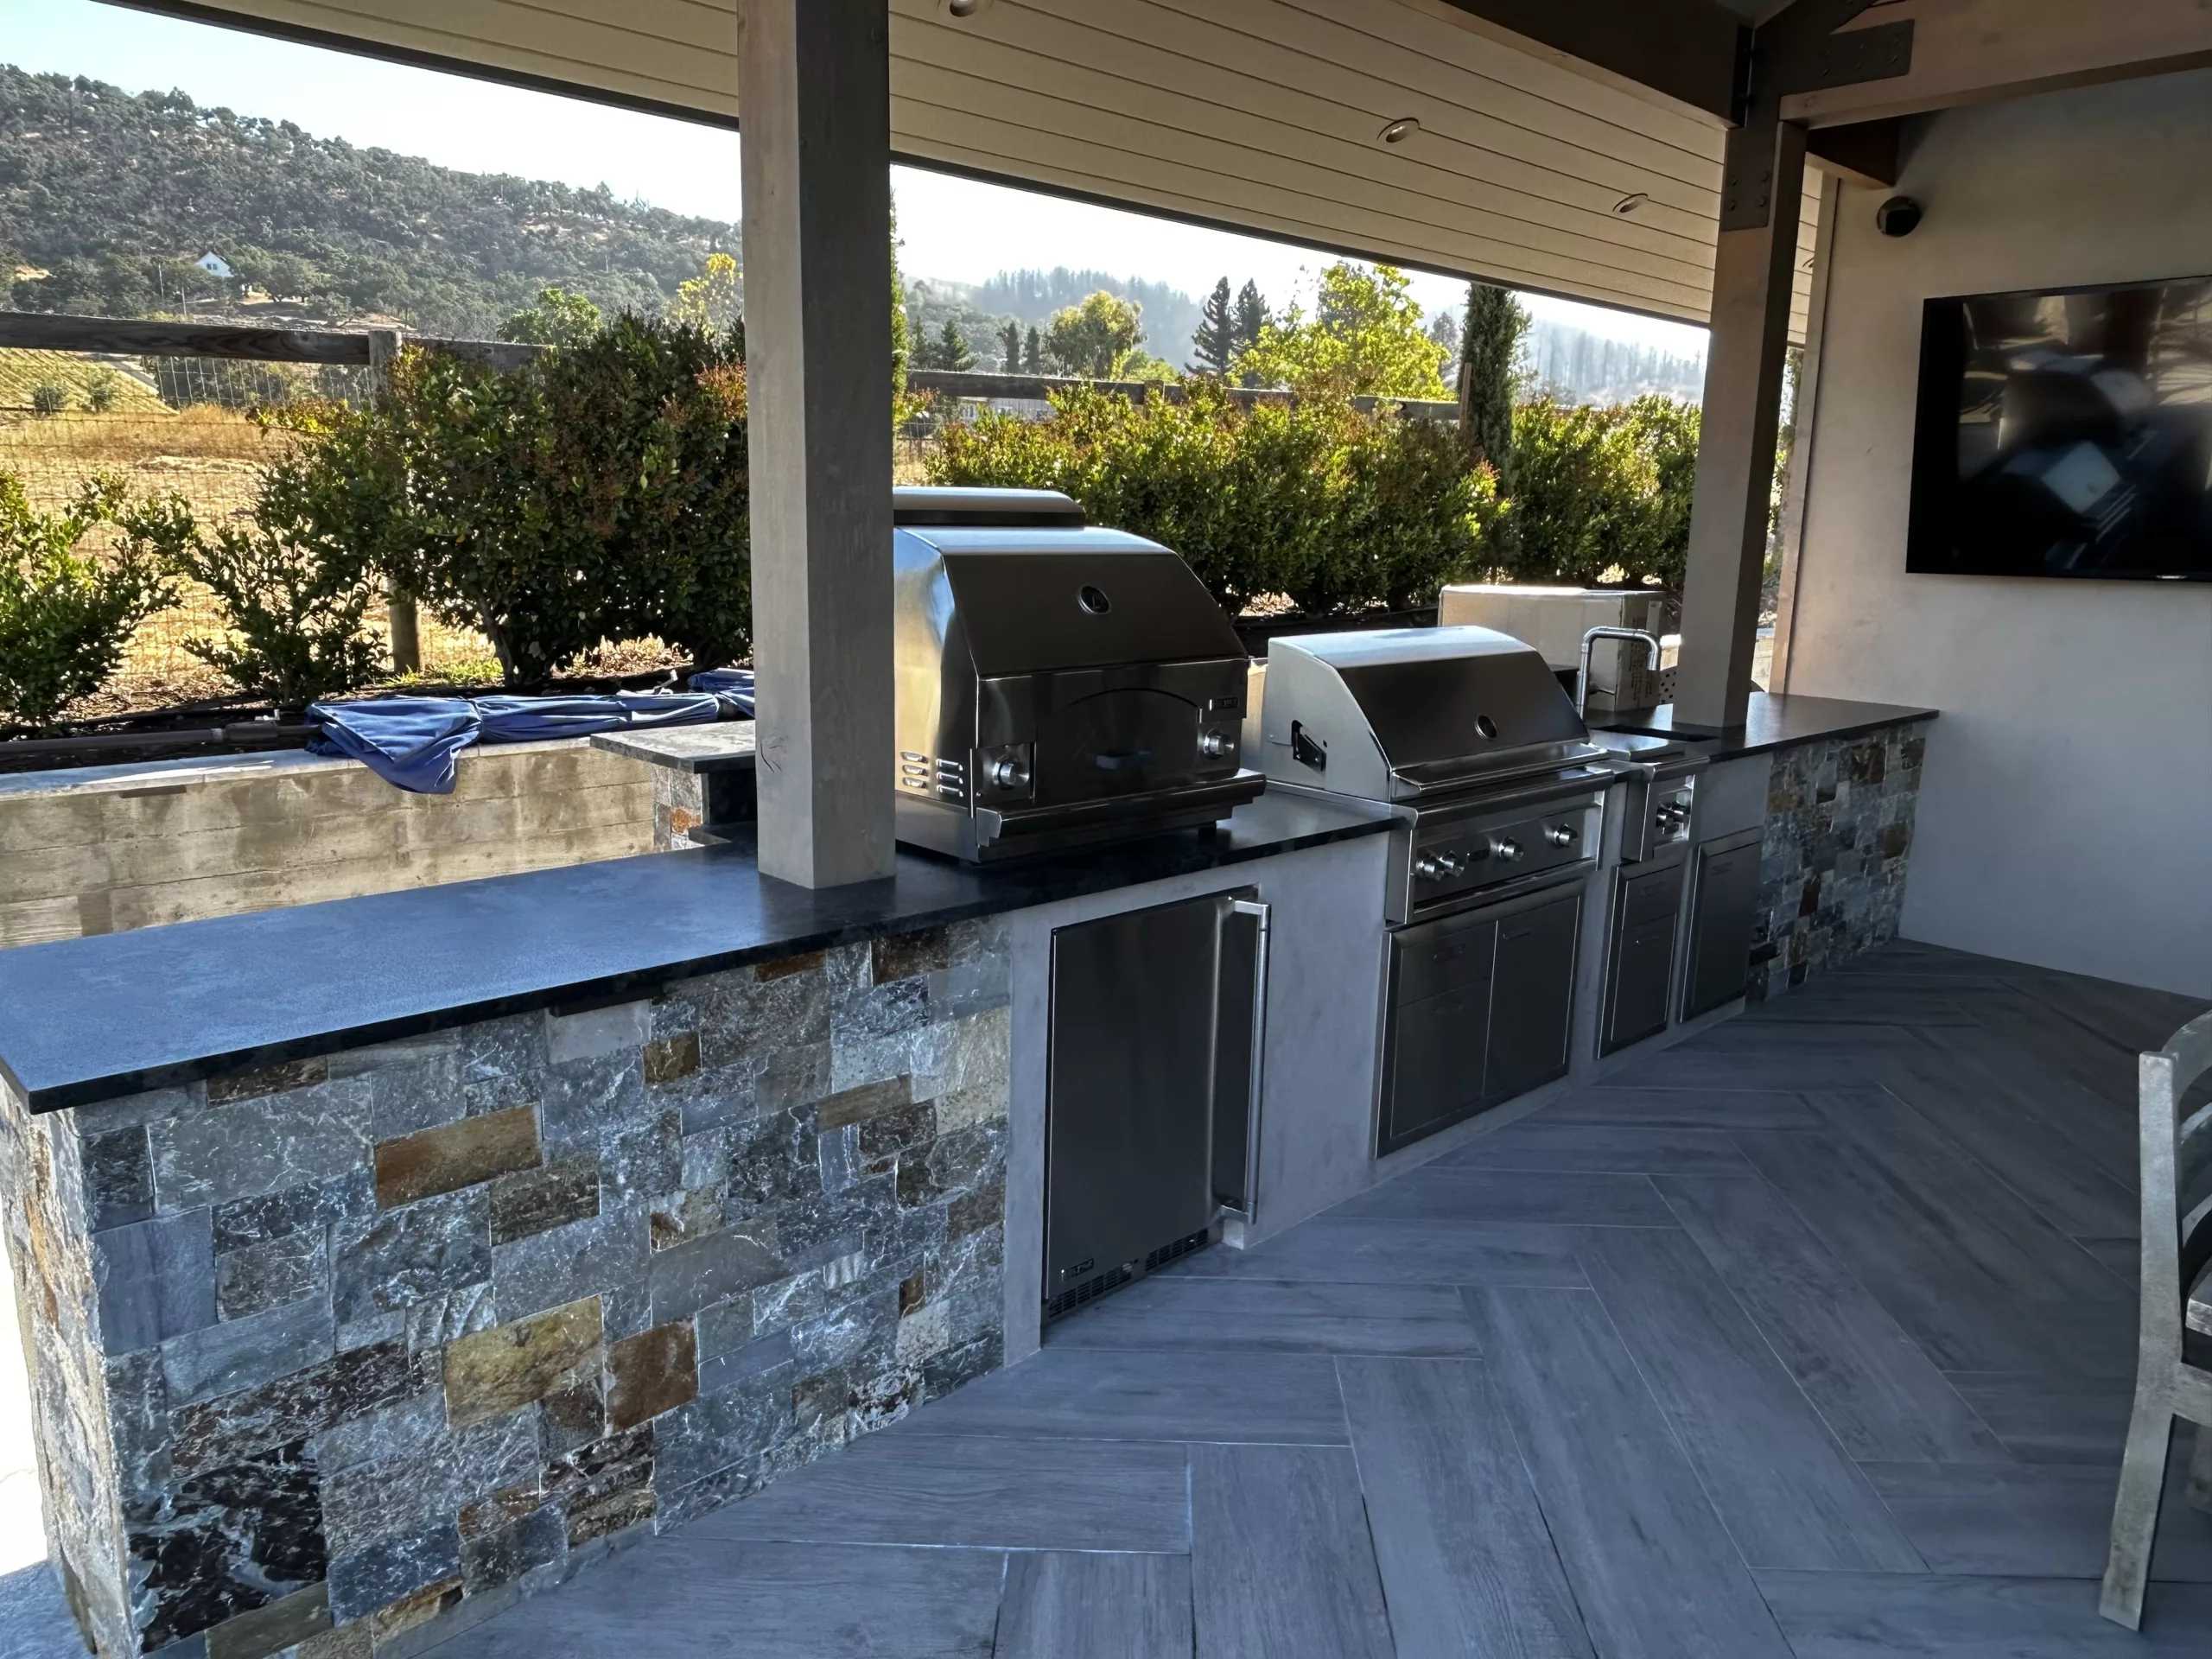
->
<box><xmin>1767</xmin><ymin>172</ymin><xmax>1843</xmax><ymax>696</ymax></box>
<box><xmin>365</xmin><ymin>327</ymin><xmax>422</xmax><ymax>677</ymax></box>
<box><xmin>740</xmin><ymin>0</ymin><xmax>896</xmax><ymax>888</ymax></box>
<box><xmin>1672</xmin><ymin>119</ymin><xmax>1808</xmax><ymax>730</ymax></box>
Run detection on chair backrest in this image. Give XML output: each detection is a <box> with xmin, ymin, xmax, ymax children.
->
<box><xmin>2141</xmin><ymin>1011</ymin><xmax>2212</xmax><ymax>1365</ymax></box>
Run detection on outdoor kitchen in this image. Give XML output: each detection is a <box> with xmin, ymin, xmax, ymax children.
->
<box><xmin>6</xmin><ymin>3</ymin><xmax>2212</xmax><ymax>1658</ymax></box>
<box><xmin>0</xmin><ymin>483</ymin><xmax>1936</xmax><ymax>1656</ymax></box>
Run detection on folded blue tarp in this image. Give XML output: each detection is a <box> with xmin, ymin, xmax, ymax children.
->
<box><xmin>306</xmin><ymin>690</ymin><xmax>746</xmax><ymax>794</ymax></box>
<box><xmin>687</xmin><ymin>667</ymin><xmax>756</xmax><ymax>713</ymax></box>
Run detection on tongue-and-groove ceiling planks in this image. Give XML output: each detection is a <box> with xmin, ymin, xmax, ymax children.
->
<box><xmin>127</xmin><ymin>0</ymin><xmax>1830</xmax><ymax>333</ymax></box>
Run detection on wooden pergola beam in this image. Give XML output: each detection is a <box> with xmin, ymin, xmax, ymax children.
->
<box><xmin>1415</xmin><ymin>0</ymin><xmax>1747</xmax><ymax>124</ymax></box>
<box><xmin>1783</xmin><ymin>0</ymin><xmax>2212</xmax><ymax>126</ymax></box>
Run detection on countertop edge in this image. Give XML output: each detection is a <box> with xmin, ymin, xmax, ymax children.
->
<box><xmin>1593</xmin><ymin>695</ymin><xmax>1937</xmax><ymax>760</ymax></box>
<box><xmin>8</xmin><ymin>808</ymin><xmax>1390</xmax><ymax>1115</ymax></box>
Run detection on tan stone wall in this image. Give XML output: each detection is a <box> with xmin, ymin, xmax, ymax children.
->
<box><xmin>0</xmin><ymin>741</ymin><xmax>655</xmax><ymax>950</ymax></box>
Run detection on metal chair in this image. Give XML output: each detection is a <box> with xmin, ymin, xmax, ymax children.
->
<box><xmin>2101</xmin><ymin>1010</ymin><xmax>2212</xmax><ymax>1629</ymax></box>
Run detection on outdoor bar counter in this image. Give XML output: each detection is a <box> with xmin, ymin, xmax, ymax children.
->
<box><xmin>0</xmin><ymin>691</ymin><xmax>1931</xmax><ymax>1659</ymax></box>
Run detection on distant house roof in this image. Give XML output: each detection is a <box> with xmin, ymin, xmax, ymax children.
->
<box><xmin>196</xmin><ymin>253</ymin><xmax>233</xmax><ymax>278</ymax></box>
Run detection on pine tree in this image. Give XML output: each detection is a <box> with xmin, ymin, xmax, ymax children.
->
<box><xmin>1023</xmin><ymin>325</ymin><xmax>1044</xmax><ymax>375</ymax></box>
<box><xmin>999</xmin><ymin>318</ymin><xmax>1022</xmax><ymax>372</ymax></box>
<box><xmin>1230</xmin><ymin>279</ymin><xmax>1270</xmax><ymax>383</ymax></box>
<box><xmin>1459</xmin><ymin>280</ymin><xmax>1529</xmax><ymax>488</ymax></box>
<box><xmin>936</xmin><ymin>318</ymin><xmax>976</xmax><ymax>372</ymax></box>
<box><xmin>1190</xmin><ymin>276</ymin><xmax>1236</xmax><ymax>374</ymax></box>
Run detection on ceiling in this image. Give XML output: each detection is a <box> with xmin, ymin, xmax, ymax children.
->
<box><xmin>130</xmin><ymin>0</ymin><xmax>1830</xmax><ymax>334</ymax></box>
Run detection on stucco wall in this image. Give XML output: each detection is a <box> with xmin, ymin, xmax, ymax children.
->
<box><xmin>0</xmin><ymin>742</ymin><xmax>654</xmax><ymax>951</ymax></box>
<box><xmin>1784</xmin><ymin>70</ymin><xmax>2212</xmax><ymax>997</ymax></box>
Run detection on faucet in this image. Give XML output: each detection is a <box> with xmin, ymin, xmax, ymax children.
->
<box><xmin>1576</xmin><ymin>626</ymin><xmax>1662</xmax><ymax>715</ymax></box>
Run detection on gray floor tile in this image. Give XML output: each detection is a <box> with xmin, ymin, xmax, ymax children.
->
<box><xmin>1573</xmin><ymin>1227</ymin><xmax>1924</xmax><ymax>1573</ymax></box>
<box><xmin>1756</xmin><ymin>1570</ymin><xmax>2212</xmax><ymax>1655</ymax></box>
<box><xmin>1336</xmin><ymin>1357</ymin><xmax>1592</xmax><ymax>1659</ymax></box>
<box><xmin>686</xmin><ymin>1433</ymin><xmax>1190</xmax><ymax>1552</ymax></box>
<box><xmin>438</xmin><ymin>1538</ymin><xmax>1007</xmax><ymax>1657</ymax></box>
<box><xmin>1468</xmin><ymin>1287</ymin><xmax>1796</xmax><ymax>1657</ymax></box>
<box><xmin>893</xmin><ymin>1346</ymin><xmax>1348</xmax><ymax>1445</ymax></box>
<box><xmin>0</xmin><ymin>1563</ymin><xmax>84</xmax><ymax>1659</ymax></box>
<box><xmin>1537</xmin><ymin>1086</ymin><xmax>1822</xmax><ymax>1128</ymax></box>
<box><xmin>994</xmin><ymin>1552</ymin><xmax>1190</xmax><ymax>1659</ymax></box>
<box><xmin>1600</xmin><ymin>1045</ymin><xmax>1905</xmax><ymax>1092</ymax></box>
<box><xmin>1731</xmin><ymin>1126</ymin><xmax>2137</xmax><ymax>1376</ymax></box>
<box><xmin>1044</xmin><ymin>1275</ymin><xmax>1479</xmax><ymax>1357</ymax></box>
<box><xmin>1329</xmin><ymin>1166</ymin><xmax>1675</xmax><ymax>1226</ymax></box>
<box><xmin>1189</xmin><ymin>1444</ymin><xmax>1393</xmax><ymax>1659</ymax></box>
<box><xmin>1658</xmin><ymin>1173</ymin><xmax>2009</xmax><ymax>1464</ymax></box>
<box><xmin>1862</xmin><ymin>1454</ymin><xmax>2212</xmax><ymax>1580</ymax></box>
<box><xmin>1162</xmin><ymin>1216</ymin><xmax>1589</xmax><ymax>1288</ymax></box>
<box><xmin>1944</xmin><ymin>1370</ymin><xmax>2138</xmax><ymax>1464</ymax></box>
<box><xmin>1438</xmin><ymin>1121</ymin><xmax>1754</xmax><ymax>1174</ymax></box>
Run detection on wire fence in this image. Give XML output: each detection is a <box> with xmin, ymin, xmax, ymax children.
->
<box><xmin>0</xmin><ymin>339</ymin><xmax>502</xmax><ymax>713</ymax></box>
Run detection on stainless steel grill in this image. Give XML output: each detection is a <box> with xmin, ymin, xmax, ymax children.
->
<box><xmin>892</xmin><ymin>486</ymin><xmax>1263</xmax><ymax>862</ymax></box>
<box><xmin>1258</xmin><ymin>626</ymin><xmax>1614</xmax><ymax>925</ymax></box>
<box><xmin>1257</xmin><ymin>625</ymin><xmax>1620</xmax><ymax>1154</ymax></box>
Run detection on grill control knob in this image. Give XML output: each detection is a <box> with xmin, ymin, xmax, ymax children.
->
<box><xmin>1414</xmin><ymin>855</ymin><xmax>1445</xmax><ymax>881</ymax></box>
<box><xmin>987</xmin><ymin>757</ymin><xmax>1029</xmax><ymax>790</ymax></box>
<box><xmin>1545</xmin><ymin>823</ymin><xmax>1577</xmax><ymax>847</ymax></box>
<box><xmin>1199</xmin><ymin>729</ymin><xmax>1232</xmax><ymax>759</ymax></box>
<box><xmin>1491</xmin><ymin>836</ymin><xmax>1523</xmax><ymax>863</ymax></box>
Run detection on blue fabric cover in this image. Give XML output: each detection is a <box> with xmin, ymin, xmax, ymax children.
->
<box><xmin>307</xmin><ymin>690</ymin><xmax>740</xmax><ymax>794</ymax></box>
<box><xmin>686</xmin><ymin>667</ymin><xmax>757</xmax><ymax>714</ymax></box>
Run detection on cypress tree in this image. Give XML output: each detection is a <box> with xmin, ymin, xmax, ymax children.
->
<box><xmin>1191</xmin><ymin>276</ymin><xmax>1236</xmax><ymax>374</ymax></box>
<box><xmin>1023</xmin><ymin>325</ymin><xmax>1044</xmax><ymax>375</ymax></box>
<box><xmin>937</xmin><ymin>318</ymin><xmax>976</xmax><ymax>372</ymax></box>
<box><xmin>1230</xmin><ymin>279</ymin><xmax>1269</xmax><ymax>359</ymax></box>
<box><xmin>1459</xmin><ymin>280</ymin><xmax>1528</xmax><ymax>488</ymax></box>
<box><xmin>999</xmin><ymin>318</ymin><xmax>1022</xmax><ymax>371</ymax></box>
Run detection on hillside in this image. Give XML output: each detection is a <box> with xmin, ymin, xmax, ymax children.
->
<box><xmin>0</xmin><ymin>65</ymin><xmax>741</xmax><ymax>337</ymax></box>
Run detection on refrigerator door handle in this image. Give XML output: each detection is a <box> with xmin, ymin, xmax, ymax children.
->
<box><xmin>1213</xmin><ymin>896</ymin><xmax>1271</xmax><ymax>1222</ymax></box>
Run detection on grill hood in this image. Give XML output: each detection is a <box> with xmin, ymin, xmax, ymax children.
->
<box><xmin>1260</xmin><ymin>626</ymin><xmax>1602</xmax><ymax>802</ymax></box>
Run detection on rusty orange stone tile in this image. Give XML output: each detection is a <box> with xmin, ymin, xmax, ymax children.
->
<box><xmin>375</xmin><ymin>1104</ymin><xmax>542</xmax><ymax>1210</ymax></box>
<box><xmin>755</xmin><ymin>949</ymin><xmax>824</xmax><ymax>982</ymax></box>
<box><xmin>445</xmin><ymin>1296</ymin><xmax>603</xmax><ymax>1427</ymax></box>
<box><xmin>642</xmin><ymin>1030</ymin><xmax>701</xmax><ymax>1085</ymax></box>
<box><xmin>605</xmin><ymin>1320</ymin><xmax>698</xmax><ymax>1432</ymax></box>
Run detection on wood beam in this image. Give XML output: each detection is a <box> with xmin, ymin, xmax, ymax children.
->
<box><xmin>1672</xmin><ymin>119</ymin><xmax>1809</xmax><ymax>731</ymax></box>
<box><xmin>1782</xmin><ymin>0</ymin><xmax>2212</xmax><ymax>126</ymax></box>
<box><xmin>1407</xmin><ymin>0</ymin><xmax>1746</xmax><ymax>125</ymax></box>
<box><xmin>740</xmin><ymin>0</ymin><xmax>897</xmax><ymax>888</ymax></box>
<box><xmin>1806</xmin><ymin>118</ymin><xmax>1900</xmax><ymax>188</ymax></box>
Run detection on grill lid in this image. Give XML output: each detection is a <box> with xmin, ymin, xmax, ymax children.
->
<box><xmin>1261</xmin><ymin>626</ymin><xmax>1601</xmax><ymax>800</ymax></box>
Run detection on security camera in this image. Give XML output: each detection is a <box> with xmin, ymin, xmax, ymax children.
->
<box><xmin>1875</xmin><ymin>195</ymin><xmax>1923</xmax><ymax>238</ymax></box>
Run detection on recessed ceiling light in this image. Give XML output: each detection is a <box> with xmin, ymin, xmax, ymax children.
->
<box><xmin>1612</xmin><ymin>192</ymin><xmax>1649</xmax><ymax>216</ymax></box>
<box><xmin>1379</xmin><ymin>117</ymin><xmax>1420</xmax><ymax>145</ymax></box>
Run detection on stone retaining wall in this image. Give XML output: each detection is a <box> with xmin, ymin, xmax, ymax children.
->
<box><xmin>0</xmin><ymin>918</ymin><xmax>1011</xmax><ymax>1657</ymax></box>
<box><xmin>1747</xmin><ymin>721</ymin><xmax>1929</xmax><ymax>1001</ymax></box>
<box><xmin>0</xmin><ymin>742</ymin><xmax>654</xmax><ymax>952</ymax></box>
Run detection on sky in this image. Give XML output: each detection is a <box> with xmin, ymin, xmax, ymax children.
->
<box><xmin>2</xmin><ymin>0</ymin><xmax>1707</xmax><ymax>358</ymax></box>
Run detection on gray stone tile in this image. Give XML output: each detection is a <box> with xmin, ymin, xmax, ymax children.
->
<box><xmin>491</xmin><ymin>1203</ymin><xmax>648</xmax><ymax>1323</ymax></box>
<box><xmin>1043</xmin><ymin>1276</ymin><xmax>1480</xmax><ymax>1357</ymax></box>
<box><xmin>1942</xmin><ymin>1370</ymin><xmax>2136</xmax><ymax>1465</ymax></box>
<box><xmin>1862</xmin><ymin>1454</ymin><xmax>2212</xmax><ymax>1580</ymax></box>
<box><xmin>1535</xmin><ymin>1086</ymin><xmax>1824</xmax><ymax>1129</ymax></box>
<box><xmin>1190</xmin><ymin>1443</ymin><xmax>1394</xmax><ymax>1659</ymax></box>
<box><xmin>331</xmin><ymin>1188</ymin><xmax>489</xmax><ymax>1325</ymax></box>
<box><xmin>689</xmin><ymin>1432</ymin><xmax>1190</xmax><ymax>1551</ymax></box>
<box><xmin>1756</xmin><ymin>1571</ymin><xmax>2212</xmax><ymax>1655</ymax></box>
<box><xmin>645</xmin><ymin>1220</ymin><xmax>785</xmax><ymax>1325</ymax></box>
<box><xmin>84</xmin><ymin>1124</ymin><xmax>154</xmax><ymax>1230</ymax></box>
<box><xmin>1330</xmin><ymin>1166</ymin><xmax>1676</xmax><ymax>1226</ymax></box>
<box><xmin>93</xmin><ymin>1208</ymin><xmax>215</xmax><ymax>1353</ymax></box>
<box><xmin>898</xmin><ymin>1345</ymin><xmax>1348</xmax><ymax>1445</ymax></box>
<box><xmin>321</xmin><ymin>1406</ymin><xmax>540</xmax><ymax>1555</ymax></box>
<box><xmin>159</xmin><ymin>1293</ymin><xmax>335</xmax><ymax>1407</ymax></box>
<box><xmin>1162</xmin><ymin>1217</ymin><xmax>1592</xmax><ymax>1287</ymax></box>
<box><xmin>148</xmin><ymin>1082</ymin><xmax>372</xmax><ymax>1212</ymax></box>
<box><xmin>1440</xmin><ymin>1121</ymin><xmax>1756</xmax><ymax>1174</ymax></box>
<box><xmin>997</xmin><ymin>1552</ymin><xmax>1189</xmax><ymax>1659</ymax></box>
<box><xmin>0</xmin><ymin>1561</ymin><xmax>86</xmax><ymax>1659</ymax></box>
<box><xmin>326</xmin><ymin>1520</ymin><xmax>462</xmax><ymax>1625</ymax></box>
<box><xmin>449</xmin><ymin>1539</ymin><xmax>1006</xmax><ymax>1659</ymax></box>
<box><xmin>215</xmin><ymin>1230</ymin><xmax>327</xmax><ymax>1322</ymax></box>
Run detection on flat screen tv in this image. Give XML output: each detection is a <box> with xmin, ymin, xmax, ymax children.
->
<box><xmin>1908</xmin><ymin>275</ymin><xmax>2212</xmax><ymax>581</ymax></box>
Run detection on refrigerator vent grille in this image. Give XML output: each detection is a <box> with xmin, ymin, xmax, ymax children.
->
<box><xmin>1144</xmin><ymin>1229</ymin><xmax>1212</xmax><ymax>1273</ymax></box>
<box><xmin>1046</xmin><ymin>1263</ymin><xmax>1132</xmax><ymax>1319</ymax></box>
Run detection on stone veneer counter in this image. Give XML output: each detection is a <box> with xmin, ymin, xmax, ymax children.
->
<box><xmin>0</xmin><ymin>791</ymin><xmax>1389</xmax><ymax>1112</ymax></box>
<box><xmin>0</xmin><ymin>792</ymin><xmax>1391</xmax><ymax>1658</ymax></box>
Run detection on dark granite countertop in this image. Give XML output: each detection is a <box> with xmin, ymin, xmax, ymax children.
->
<box><xmin>1592</xmin><ymin>692</ymin><xmax>1936</xmax><ymax>760</ymax></box>
<box><xmin>0</xmin><ymin>791</ymin><xmax>1389</xmax><ymax>1113</ymax></box>
<box><xmin>593</xmin><ymin>724</ymin><xmax>756</xmax><ymax>774</ymax></box>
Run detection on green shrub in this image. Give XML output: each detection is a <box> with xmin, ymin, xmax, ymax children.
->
<box><xmin>275</xmin><ymin>315</ymin><xmax>751</xmax><ymax>684</ymax></box>
<box><xmin>120</xmin><ymin>481</ymin><xmax>386</xmax><ymax>708</ymax></box>
<box><xmin>0</xmin><ymin>472</ymin><xmax>175</xmax><ymax>729</ymax></box>
<box><xmin>932</xmin><ymin>383</ymin><xmax>1491</xmax><ymax>616</ymax></box>
<box><xmin>29</xmin><ymin>382</ymin><xmax>67</xmax><ymax>416</ymax></box>
<box><xmin>1503</xmin><ymin>394</ymin><xmax>1698</xmax><ymax>589</ymax></box>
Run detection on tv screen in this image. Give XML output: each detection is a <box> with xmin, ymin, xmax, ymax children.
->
<box><xmin>1908</xmin><ymin>276</ymin><xmax>2212</xmax><ymax>581</ymax></box>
